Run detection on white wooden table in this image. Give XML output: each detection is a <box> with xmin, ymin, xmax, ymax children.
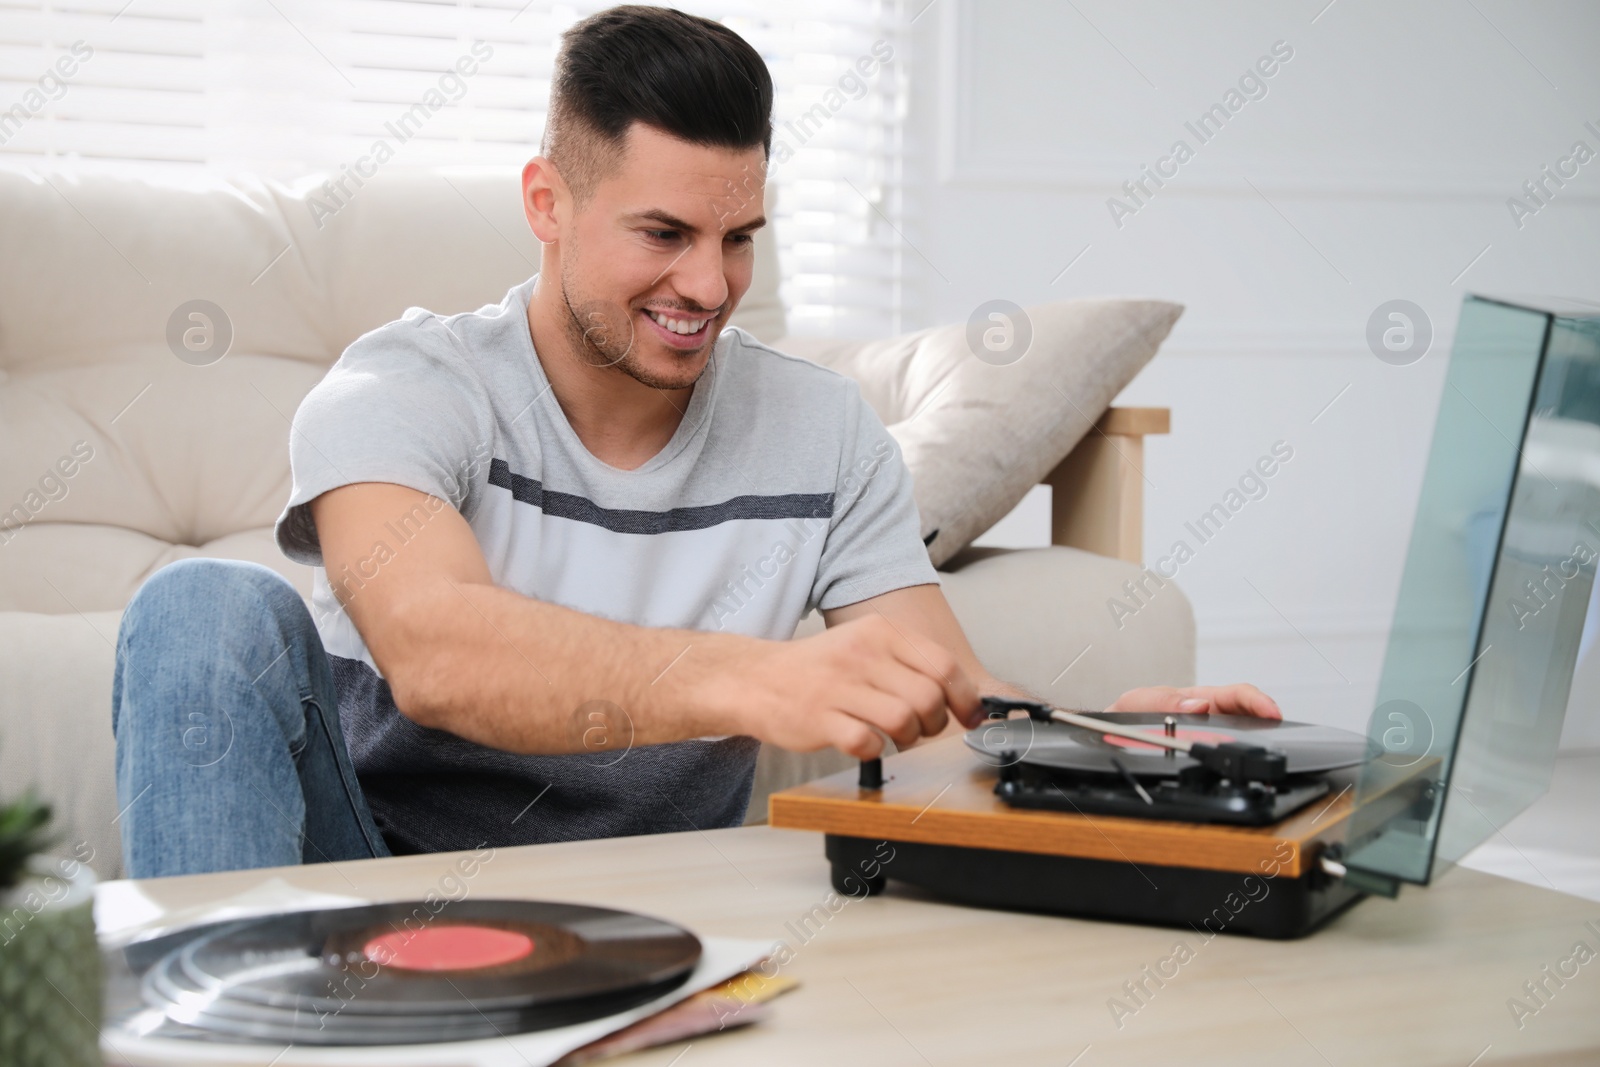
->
<box><xmin>101</xmin><ymin>823</ymin><xmax>1600</xmax><ymax>1066</ymax></box>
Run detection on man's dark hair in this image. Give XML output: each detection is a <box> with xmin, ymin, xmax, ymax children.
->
<box><xmin>544</xmin><ymin>5</ymin><xmax>774</xmax><ymax>203</ymax></box>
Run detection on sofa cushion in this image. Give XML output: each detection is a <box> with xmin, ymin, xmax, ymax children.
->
<box><xmin>0</xmin><ymin>610</ymin><xmax>122</xmax><ymax>879</ymax></box>
<box><xmin>778</xmin><ymin>298</ymin><xmax>1181</xmax><ymax>566</ymax></box>
<box><xmin>934</xmin><ymin>545</ymin><xmax>1195</xmax><ymax>703</ymax></box>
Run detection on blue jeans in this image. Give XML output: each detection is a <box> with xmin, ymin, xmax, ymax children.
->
<box><xmin>112</xmin><ymin>559</ymin><xmax>391</xmax><ymax>878</ymax></box>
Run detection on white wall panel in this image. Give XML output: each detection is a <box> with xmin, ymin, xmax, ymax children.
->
<box><xmin>924</xmin><ymin>0</ymin><xmax>1600</xmax><ymax>739</ymax></box>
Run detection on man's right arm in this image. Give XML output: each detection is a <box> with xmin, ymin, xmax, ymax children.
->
<box><xmin>311</xmin><ymin>482</ymin><xmax>981</xmax><ymax>760</ymax></box>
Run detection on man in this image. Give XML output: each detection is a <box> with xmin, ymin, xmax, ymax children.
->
<box><xmin>112</xmin><ymin>5</ymin><xmax>1276</xmax><ymax>879</ymax></box>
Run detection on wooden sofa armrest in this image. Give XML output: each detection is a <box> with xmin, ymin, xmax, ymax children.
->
<box><xmin>1042</xmin><ymin>406</ymin><xmax>1169</xmax><ymax>565</ymax></box>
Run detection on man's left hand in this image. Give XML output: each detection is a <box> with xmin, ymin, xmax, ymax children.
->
<box><xmin>1105</xmin><ymin>684</ymin><xmax>1282</xmax><ymax>720</ymax></box>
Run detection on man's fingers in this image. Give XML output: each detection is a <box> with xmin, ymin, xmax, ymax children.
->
<box><xmin>1107</xmin><ymin>684</ymin><xmax>1283</xmax><ymax>720</ymax></box>
<box><xmin>1190</xmin><ymin>684</ymin><xmax>1282</xmax><ymax>720</ymax></box>
<box><xmin>825</xmin><ymin>710</ymin><xmax>887</xmax><ymax>760</ymax></box>
<box><xmin>949</xmin><ymin>672</ymin><xmax>983</xmax><ymax>727</ymax></box>
<box><xmin>1107</xmin><ymin>686</ymin><xmax>1199</xmax><ymax>714</ymax></box>
<box><xmin>880</xmin><ymin>625</ymin><xmax>980</xmax><ymax>727</ymax></box>
<box><xmin>838</xmin><ymin>684</ymin><xmax>929</xmax><ymax>751</ymax></box>
<box><xmin>866</xmin><ymin>660</ymin><xmax>951</xmax><ymax>739</ymax></box>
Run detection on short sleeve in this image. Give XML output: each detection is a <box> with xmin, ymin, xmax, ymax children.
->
<box><xmin>809</xmin><ymin>380</ymin><xmax>939</xmax><ymax>612</ymax></box>
<box><xmin>273</xmin><ymin>313</ymin><xmax>495</xmax><ymax>567</ymax></box>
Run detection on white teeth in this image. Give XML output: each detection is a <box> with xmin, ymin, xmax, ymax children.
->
<box><xmin>648</xmin><ymin>310</ymin><xmax>708</xmax><ymax>335</ymax></box>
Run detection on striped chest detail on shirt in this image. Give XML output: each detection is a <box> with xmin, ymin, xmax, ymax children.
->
<box><xmin>486</xmin><ymin>458</ymin><xmax>834</xmax><ymax>533</ymax></box>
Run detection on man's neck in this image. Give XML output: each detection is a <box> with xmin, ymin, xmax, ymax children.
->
<box><xmin>525</xmin><ymin>273</ymin><xmax>693</xmax><ymax>472</ymax></box>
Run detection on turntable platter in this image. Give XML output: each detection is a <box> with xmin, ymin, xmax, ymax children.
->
<box><xmin>964</xmin><ymin>711</ymin><xmax>1378</xmax><ymax>778</ymax></box>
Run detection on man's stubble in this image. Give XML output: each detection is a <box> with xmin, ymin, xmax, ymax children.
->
<box><xmin>557</xmin><ymin>242</ymin><xmax>711</xmax><ymax>393</ymax></box>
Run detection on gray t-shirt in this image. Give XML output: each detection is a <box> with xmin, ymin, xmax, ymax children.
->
<box><xmin>274</xmin><ymin>274</ymin><xmax>937</xmax><ymax>854</ymax></box>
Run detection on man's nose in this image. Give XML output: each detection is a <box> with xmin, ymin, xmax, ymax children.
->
<box><xmin>668</xmin><ymin>235</ymin><xmax>729</xmax><ymax>315</ymax></box>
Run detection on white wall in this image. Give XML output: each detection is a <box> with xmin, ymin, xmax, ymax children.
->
<box><xmin>903</xmin><ymin>0</ymin><xmax>1600</xmax><ymax>737</ymax></box>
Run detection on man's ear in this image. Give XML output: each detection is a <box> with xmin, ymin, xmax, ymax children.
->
<box><xmin>521</xmin><ymin>156</ymin><xmax>566</xmax><ymax>244</ymax></box>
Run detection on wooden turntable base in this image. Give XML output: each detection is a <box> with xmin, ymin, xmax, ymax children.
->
<box><xmin>768</xmin><ymin>733</ymin><xmax>1358</xmax><ymax>878</ymax></box>
<box><xmin>767</xmin><ymin>732</ymin><xmax>1427</xmax><ymax>937</ymax></box>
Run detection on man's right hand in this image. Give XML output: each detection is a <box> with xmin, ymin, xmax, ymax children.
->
<box><xmin>691</xmin><ymin>613</ymin><xmax>982</xmax><ymax>760</ymax></box>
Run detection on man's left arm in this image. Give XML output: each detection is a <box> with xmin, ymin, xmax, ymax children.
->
<box><xmin>823</xmin><ymin>584</ymin><xmax>1281</xmax><ymax>743</ymax></box>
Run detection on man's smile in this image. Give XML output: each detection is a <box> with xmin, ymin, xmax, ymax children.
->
<box><xmin>640</xmin><ymin>306</ymin><xmax>715</xmax><ymax>350</ymax></box>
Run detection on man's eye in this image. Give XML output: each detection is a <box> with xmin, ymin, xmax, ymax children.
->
<box><xmin>646</xmin><ymin>229</ymin><xmax>679</xmax><ymax>242</ymax></box>
<box><xmin>726</xmin><ymin>233</ymin><xmax>753</xmax><ymax>246</ymax></box>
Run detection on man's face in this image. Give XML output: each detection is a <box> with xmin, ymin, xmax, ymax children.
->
<box><xmin>557</xmin><ymin>123</ymin><xmax>767</xmax><ymax>391</ymax></box>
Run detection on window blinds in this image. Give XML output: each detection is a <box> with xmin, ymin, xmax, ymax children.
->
<box><xmin>0</xmin><ymin>0</ymin><xmax>908</xmax><ymax>337</ymax></box>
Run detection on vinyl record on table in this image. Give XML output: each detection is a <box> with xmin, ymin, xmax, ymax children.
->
<box><xmin>965</xmin><ymin>711</ymin><xmax>1379</xmax><ymax>778</ymax></box>
<box><xmin>145</xmin><ymin>899</ymin><xmax>700</xmax><ymax>1024</ymax></box>
<box><xmin>141</xmin><ymin>946</ymin><xmax>540</xmax><ymax>1044</ymax></box>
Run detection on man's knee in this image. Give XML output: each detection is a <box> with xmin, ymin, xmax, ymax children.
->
<box><xmin>128</xmin><ymin>558</ymin><xmax>299</xmax><ymax>619</ymax></box>
<box><xmin>115</xmin><ymin>559</ymin><xmax>316</xmax><ymax>739</ymax></box>
<box><xmin>123</xmin><ymin>558</ymin><xmax>315</xmax><ymax>651</ymax></box>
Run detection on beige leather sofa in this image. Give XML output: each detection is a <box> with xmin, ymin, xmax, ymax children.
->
<box><xmin>0</xmin><ymin>167</ymin><xmax>1194</xmax><ymax>878</ymax></box>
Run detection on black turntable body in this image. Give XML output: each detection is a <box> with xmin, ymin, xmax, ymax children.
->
<box><xmin>819</xmin><ymin>773</ymin><xmax>1369</xmax><ymax>940</ymax></box>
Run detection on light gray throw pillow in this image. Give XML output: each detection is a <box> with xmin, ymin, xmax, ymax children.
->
<box><xmin>777</xmin><ymin>298</ymin><xmax>1182</xmax><ymax>567</ymax></box>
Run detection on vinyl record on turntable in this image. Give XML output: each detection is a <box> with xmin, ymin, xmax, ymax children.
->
<box><xmin>964</xmin><ymin>711</ymin><xmax>1379</xmax><ymax>778</ymax></box>
<box><xmin>131</xmin><ymin>899</ymin><xmax>702</xmax><ymax>1046</ymax></box>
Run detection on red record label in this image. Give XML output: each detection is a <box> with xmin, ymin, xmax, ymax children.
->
<box><xmin>364</xmin><ymin>925</ymin><xmax>535</xmax><ymax>972</ymax></box>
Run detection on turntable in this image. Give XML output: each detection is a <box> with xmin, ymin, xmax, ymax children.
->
<box><xmin>770</xmin><ymin>293</ymin><xmax>1600</xmax><ymax>940</ymax></box>
<box><xmin>768</xmin><ymin>703</ymin><xmax>1416</xmax><ymax>939</ymax></box>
